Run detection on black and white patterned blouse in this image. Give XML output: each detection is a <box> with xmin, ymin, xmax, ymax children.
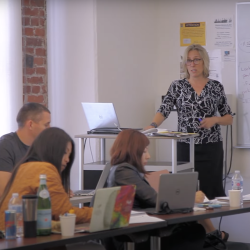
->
<box><xmin>157</xmin><ymin>78</ymin><xmax>232</xmax><ymax>144</ymax></box>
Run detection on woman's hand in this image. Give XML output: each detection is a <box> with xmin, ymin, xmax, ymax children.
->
<box><xmin>199</xmin><ymin>117</ymin><xmax>218</xmax><ymax>129</ymax></box>
<box><xmin>143</xmin><ymin>125</ymin><xmax>155</xmax><ymax>131</ymax></box>
<box><xmin>195</xmin><ymin>191</ymin><xmax>205</xmax><ymax>203</ymax></box>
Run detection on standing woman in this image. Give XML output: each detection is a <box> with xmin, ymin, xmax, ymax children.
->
<box><xmin>145</xmin><ymin>44</ymin><xmax>233</xmax><ymax>199</ymax></box>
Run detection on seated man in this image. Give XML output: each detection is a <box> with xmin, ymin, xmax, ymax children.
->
<box><xmin>0</xmin><ymin>102</ymin><xmax>51</xmax><ymax>196</ymax></box>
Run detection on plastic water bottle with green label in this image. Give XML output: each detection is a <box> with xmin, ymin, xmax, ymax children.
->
<box><xmin>37</xmin><ymin>174</ymin><xmax>51</xmax><ymax>236</ymax></box>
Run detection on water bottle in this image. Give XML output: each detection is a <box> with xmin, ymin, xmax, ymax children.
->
<box><xmin>37</xmin><ymin>174</ymin><xmax>52</xmax><ymax>236</ymax></box>
<box><xmin>8</xmin><ymin>193</ymin><xmax>23</xmax><ymax>237</ymax></box>
<box><xmin>232</xmin><ymin>170</ymin><xmax>243</xmax><ymax>204</ymax></box>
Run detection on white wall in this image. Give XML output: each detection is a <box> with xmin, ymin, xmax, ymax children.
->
<box><xmin>96</xmin><ymin>0</ymin><xmax>159</xmax><ymax>159</ymax></box>
<box><xmin>47</xmin><ymin>0</ymin><xmax>97</xmax><ymax>190</ymax></box>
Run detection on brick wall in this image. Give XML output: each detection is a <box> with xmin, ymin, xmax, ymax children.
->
<box><xmin>22</xmin><ymin>0</ymin><xmax>48</xmax><ymax>106</ymax></box>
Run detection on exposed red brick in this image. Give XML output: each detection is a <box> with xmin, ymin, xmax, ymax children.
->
<box><xmin>25</xmin><ymin>27</ymin><xmax>34</xmax><ymax>36</ymax></box>
<box><xmin>41</xmin><ymin>85</ymin><xmax>47</xmax><ymax>94</ymax></box>
<box><xmin>27</xmin><ymin>95</ymin><xmax>44</xmax><ymax>103</ymax></box>
<box><xmin>22</xmin><ymin>37</ymin><xmax>26</xmax><ymax>47</ymax></box>
<box><xmin>22</xmin><ymin>0</ymin><xmax>47</xmax><ymax>106</ymax></box>
<box><xmin>27</xmin><ymin>76</ymin><xmax>43</xmax><ymax>84</ymax></box>
<box><xmin>30</xmin><ymin>0</ymin><xmax>45</xmax><ymax>7</ymax></box>
<box><xmin>36</xmin><ymin>67</ymin><xmax>46</xmax><ymax>74</ymax></box>
<box><xmin>23</xmin><ymin>7</ymin><xmax>40</xmax><ymax>16</ymax></box>
<box><xmin>25</xmin><ymin>47</ymin><xmax>34</xmax><ymax>55</ymax></box>
<box><xmin>35</xmin><ymin>48</ymin><xmax>46</xmax><ymax>56</ymax></box>
<box><xmin>25</xmin><ymin>68</ymin><xmax>35</xmax><ymax>75</ymax></box>
<box><xmin>32</xmin><ymin>85</ymin><xmax>41</xmax><ymax>94</ymax></box>
<box><xmin>34</xmin><ymin>57</ymin><xmax>44</xmax><ymax>66</ymax></box>
<box><xmin>40</xmin><ymin>17</ymin><xmax>45</xmax><ymax>26</ymax></box>
<box><xmin>39</xmin><ymin>9</ymin><xmax>45</xmax><ymax>17</ymax></box>
<box><xmin>23</xmin><ymin>17</ymin><xmax>30</xmax><ymax>26</ymax></box>
<box><xmin>31</xmin><ymin>17</ymin><xmax>39</xmax><ymax>26</ymax></box>
<box><xmin>35</xmin><ymin>28</ymin><xmax>45</xmax><ymax>37</ymax></box>
<box><xmin>26</xmin><ymin>37</ymin><xmax>43</xmax><ymax>46</ymax></box>
<box><xmin>23</xmin><ymin>85</ymin><xmax>31</xmax><ymax>94</ymax></box>
<box><xmin>23</xmin><ymin>0</ymin><xmax>30</xmax><ymax>5</ymax></box>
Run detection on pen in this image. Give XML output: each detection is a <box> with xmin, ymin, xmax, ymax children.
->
<box><xmin>198</xmin><ymin>117</ymin><xmax>211</xmax><ymax>131</ymax></box>
<box><xmin>197</xmin><ymin>180</ymin><xmax>200</xmax><ymax>191</ymax></box>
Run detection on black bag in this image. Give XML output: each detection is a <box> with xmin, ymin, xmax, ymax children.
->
<box><xmin>204</xmin><ymin>230</ymin><xmax>228</xmax><ymax>250</ymax></box>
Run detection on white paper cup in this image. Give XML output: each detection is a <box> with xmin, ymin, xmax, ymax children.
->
<box><xmin>59</xmin><ymin>214</ymin><xmax>76</xmax><ymax>236</ymax></box>
<box><xmin>228</xmin><ymin>190</ymin><xmax>241</xmax><ymax>207</ymax></box>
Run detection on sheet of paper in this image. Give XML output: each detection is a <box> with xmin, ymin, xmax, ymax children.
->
<box><xmin>193</xmin><ymin>207</ymin><xmax>206</xmax><ymax>211</ymax></box>
<box><xmin>129</xmin><ymin>214</ymin><xmax>164</xmax><ymax>224</ymax></box>
<box><xmin>131</xmin><ymin>210</ymin><xmax>147</xmax><ymax>216</ymax></box>
<box><xmin>212</xmin><ymin>17</ymin><xmax>234</xmax><ymax>48</ymax></box>
<box><xmin>180</xmin><ymin>22</ymin><xmax>206</xmax><ymax>46</ymax></box>
<box><xmin>216</xmin><ymin>195</ymin><xmax>250</xmax><ymax>201</ymax></box>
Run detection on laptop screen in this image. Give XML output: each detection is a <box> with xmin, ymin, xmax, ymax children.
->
<box><xmin>81</xmin><ymin>102</ymin><xmax>120</xmax><ymax>130</ymax></box>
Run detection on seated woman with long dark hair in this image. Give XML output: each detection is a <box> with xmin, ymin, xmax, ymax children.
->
<box><xmin>0</xmin><ymin>127</ymin><xmax>92</xmax><ymax>230</ymax></box>
<box><xmin>107</xmin><ymin>129</ymin><xmax>228</xmax><ymax>250</ymax></box>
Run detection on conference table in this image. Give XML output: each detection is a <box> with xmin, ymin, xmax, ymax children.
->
<box><xmin>2</xmin><ymin>202</ymin><xmax>250</xmax><ymax>250</ymax></box>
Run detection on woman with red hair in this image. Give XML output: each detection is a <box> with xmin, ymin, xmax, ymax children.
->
<box><xmin>106</xmin><ymin>129</ymin><xmax>207</xmax><ymax>250</ymax></box>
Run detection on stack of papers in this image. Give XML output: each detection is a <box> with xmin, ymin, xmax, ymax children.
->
<box><xmin>196</xmin><ymin>196</ymin><xmax>229</xmax><ymax>207</ymax></box>
<box><xmin>216</xmin><ymin>194</ymin><xmax>250</xmax><ymax>201</ymax></box>
<box><xmin>154</xmin><ymin>129</ymin><xmax>197</xmax><ymax>138</ymax></box>
<box><xmin>129</xmin><ymin>210</ymin><xmax>164</xmax><ymax>224</ymax></box>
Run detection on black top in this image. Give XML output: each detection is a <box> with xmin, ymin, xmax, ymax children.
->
<box><xmin>157</xmin><ymin>78</ymin><xmax>233</xmax><ymax>144</ymax></box>
<box><xmin>0</xmin><ymin>132</ymin><xmax>29</xmax><ymax>172</ymax></box>
<box><xmin>107</xmin><ymin>163</ymin><xmax>157</xmax><ymax>209</ymax></box>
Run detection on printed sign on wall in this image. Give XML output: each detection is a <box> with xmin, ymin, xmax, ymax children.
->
<box><xmin>180</xmin><ymin>22</ymin><xmax>206</xmax><ymax>46</ymax></box>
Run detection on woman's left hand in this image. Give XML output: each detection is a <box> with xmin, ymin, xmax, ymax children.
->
<box><xmin>200</xmin><ymin>117</ymin><xmax>218</xmax><ymax>129</ymax></box>
<box><xmin>195</xmin><ymin>191</ymin><xmax>205</xmax><ymax>203</ymax></box>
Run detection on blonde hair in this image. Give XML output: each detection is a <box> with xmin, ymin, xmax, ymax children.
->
<box><xmin>182</xmin><ymin>44</ymin><xmax>210</xmax><ymax>79</ymax></box>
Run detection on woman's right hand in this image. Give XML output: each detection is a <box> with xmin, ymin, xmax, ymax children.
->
<box><xmin>195</xmin><ymin>191</ymin><xmax>205</xmax><ymax>203</ymax></box>
<box><xmin>143</xmin><ymin>125</ymin><xmax>154</xmax><ymax>131</ymax></box>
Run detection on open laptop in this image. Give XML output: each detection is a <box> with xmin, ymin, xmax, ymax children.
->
<box><xmin>141</xmin><ymin>172</ymin><xmax>198</xmax><ymax>214</ymax></box>
<box><xmin>81</xmin><ymin>102</ymin><xmax>142</xmax><ymax>134</ymax></box>
<box><xmin>74</xmin><ymin>163</ymin><xmax>112</xmax><ymax>196</ymax></box>
<box><xmin>75</xmin><ymin>185</ymin><xmax>136</xmax><ymax>232</ymax></box>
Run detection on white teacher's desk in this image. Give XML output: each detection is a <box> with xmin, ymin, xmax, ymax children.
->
<box><xmin>75</xmin><ymin>133</ymin><xmax>199</xmax><ymax>190</ymax></box>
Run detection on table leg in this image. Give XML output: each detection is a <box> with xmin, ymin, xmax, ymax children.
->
<box><xmin>79</xmin><ymin>138</ymin><xmax>84</xmax><ymax>190</ymax></box>
<box><xmin>171</xmin><ymin>139</ymin><xmax>177</xmax><ymax>173</ymax></box>
<box><xmin>189</xmin><ymin>137</ymin><xmax>194</xmax><ymax>171</ymax></box>
<box><xmin>100</xmin><ymin>138</ymin><xmax>106</xmax><ymax>161</ymax></box>
<box><xmin>124</xmin><ymin>242</ymin><xmax>135</xmax><ymax>250</ymax></box>
<box><xmin>150</xmin><ymin>236</ymin><xmax>161</xmax><ymax>250</ymax></box>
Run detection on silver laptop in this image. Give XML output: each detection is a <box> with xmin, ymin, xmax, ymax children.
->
<box><xmin>143</xmin><ymin>172</ymin><xmax>198</xmax><ymax>214</ymax></box>
<box><xmin>81</xmin><ymin>102</ymin><xmax>142</xmax><ymax>134</ymax></box>
<box><xmin>74</xmin><ymin>163</ymin><xmax>112</xmax><ymax>196</ymax></box>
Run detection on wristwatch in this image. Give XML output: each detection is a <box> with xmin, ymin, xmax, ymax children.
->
<box><xmin>150</xmin><ymin>122</ymin><xmax>158</xmax><ymax>128</ymax></box>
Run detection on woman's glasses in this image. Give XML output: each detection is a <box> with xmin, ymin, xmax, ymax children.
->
<box><xmin>186</xmin><ymin>58</ymin><xmax>202</xmax><ymax>65</ymax></box>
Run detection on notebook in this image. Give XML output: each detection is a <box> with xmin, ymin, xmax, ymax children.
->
<box><xmin>74</xmin><ymin>163</ymin><xmax>111</xmax><ymax>196</ymax></box>
<box><xmin>75</xmin><ymin>185</ymin><xmax>136</xmax><ymax>232</ymax></box>
<box><xmin>81</xmin><ymin>102</ymin><xmax>142</xmax><ymax>134</ymax></box>
<box><xmin>141</xmin><ymin>172</ymin><xmax>198</xmax><ymax>214</ymax></box>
